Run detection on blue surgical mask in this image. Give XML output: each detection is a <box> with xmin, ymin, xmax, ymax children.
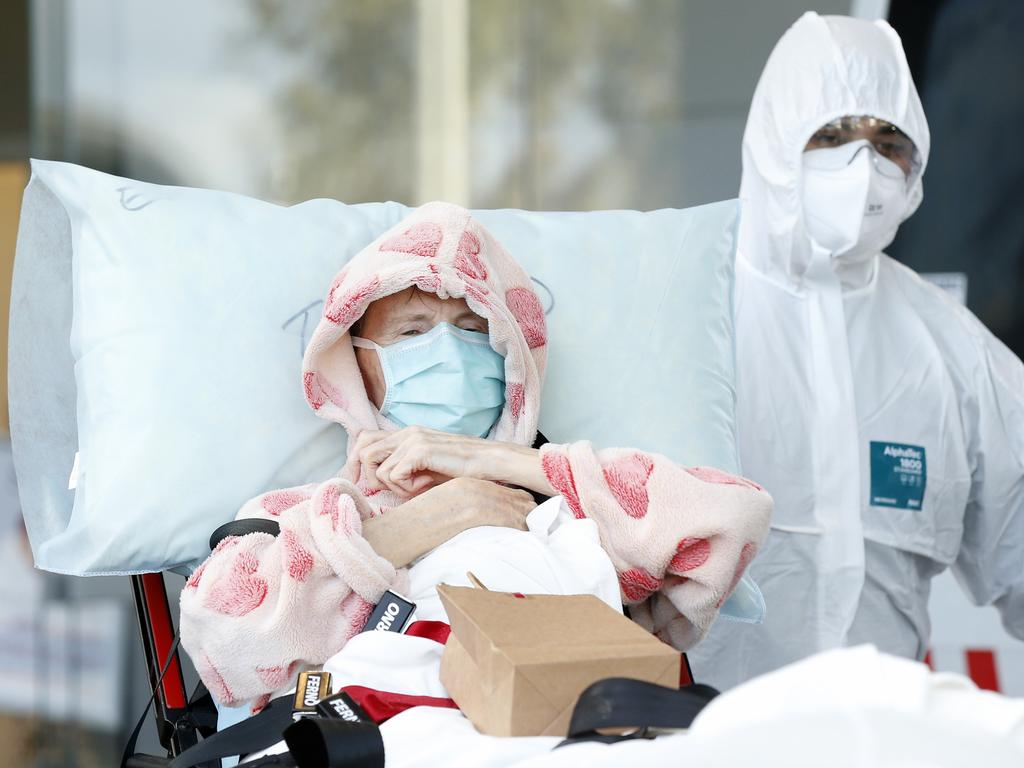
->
<box><xmin>352</xmin><ymin>322</ymin><xmax>506</xmax><ymax>437</ymax></box>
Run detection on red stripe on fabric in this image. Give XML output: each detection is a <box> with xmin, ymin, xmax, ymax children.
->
<box><xmin>679</xmin><ymin>653</ymin><xmax>694</xmax><ymax>688</ymax></box>
<box><xmin>965</xmin><ymin>649</ymin><xmax>1000</xmax><ymax>692</ymax></box>
<box><xmin>404</xmin><ymin>620</ymin><xmax>451</xmax><ymax>645</ymax></box>
<box><xmin>923</xmin><ymin>650</ymin><xmax>934</xmax><ymax>670</ymax></box>
<box><xmin>342</xmin><ymin>685</ymin><xmax>459</xmax><ymax>724</ymax></box>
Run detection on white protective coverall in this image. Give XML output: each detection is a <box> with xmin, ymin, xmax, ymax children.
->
<box><xmin>689</xmin><ymin>12</ymin><xmax>1024</xmax><ymax>690</ymax></box>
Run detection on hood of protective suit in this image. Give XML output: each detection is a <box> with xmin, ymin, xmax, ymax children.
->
<box><xmin>739</xmin><ymin>12</ymin><xmax>930</xmax><ymax>289</ymax></box>
<box><xmin>302</xmin><ymin>201</ymin><xmax>548</xmax><ymax>447</ymax></box>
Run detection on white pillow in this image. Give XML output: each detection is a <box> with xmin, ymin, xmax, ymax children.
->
<box><xmin>10</xmin><ymin>160</ymin><xmax>740</xmax><ymax>576</ymax></box>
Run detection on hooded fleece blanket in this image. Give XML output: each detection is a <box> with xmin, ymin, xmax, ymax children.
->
<box><xmin>179</xmin><ymin>202</ymin><xmax>773</xmax><ymax>707</ymax></box>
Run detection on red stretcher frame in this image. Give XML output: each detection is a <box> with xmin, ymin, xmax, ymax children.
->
<box><xmin>128</xmin><ymin>573</ymin><xmax>201</xmax><ymax>762</ymax></box>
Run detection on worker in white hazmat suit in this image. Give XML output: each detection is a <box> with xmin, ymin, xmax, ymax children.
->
<box><xmin>689</xmin><ymin>11</ymin><xmax>1024</xmax><ymax>689</ymax></box>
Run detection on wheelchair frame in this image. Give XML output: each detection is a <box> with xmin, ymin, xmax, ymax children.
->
<box><xmin>126</xmin><ymin>573</ymin><xmax>209</xmax><ymax>766</ymax></box>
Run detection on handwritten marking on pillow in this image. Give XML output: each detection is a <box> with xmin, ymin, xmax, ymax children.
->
<box><xmin>602</xmin><ymin>453</ymin><xmax>656</xmax><ymax>519</ymax></box>
<box><xmin>206</xmin><ymin>550</ymin><xmax>268</xmax><ymax>617</ymax></box>
<box><xmin>541</xmin><ymin>451</ymin><xmax>584</xmax><ymax>519</ymax></box>
<box><xmin>530</xmin><ymin>277</ymin><xmax>555</xmax><ymax>315</ymax></box>
<box><xmin>379</xmin><ymin>222</ymin><xmax>443</xmax><ymax>258</ymax></box>
<box><xmin>281</xmin><ymin>300</ymin><xmax>324</xmax><ymax>359</ymax></box>
<box><xmin>668</xmin><ymin>537</ymin><xmax>711</xmax><ymax>573</ymax></box>
<box><xmin>505</xmin><ymin>287</ymin><xmax>548</xmax><ymax>349</ymax></box>
<box><xmin>324</xmin><ymin>274</ymin><xmax>381</xmax><ymax>327</ymax></box>
<box><xmin>619</xmin><ymin>567</ymin><xmax>663</xmax><ymax>603</ymax></box>
<box><xmin>116</xmin><ymin>185</ymin><xmax>157</xmax><ymax>211</ymax></box>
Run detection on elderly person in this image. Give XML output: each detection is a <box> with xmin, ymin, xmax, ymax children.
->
<box><xmin>180</xmin><ymin>202</ymin><xmax>772</xmax><ymax>707</ymax></box>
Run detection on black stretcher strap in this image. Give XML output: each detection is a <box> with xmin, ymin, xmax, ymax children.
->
<box><xmin>557</xmin><ymin>677</ymin><xmax>720</xmax><ymax>748</ymax></box>
<box><xmin>166</xmin><ymin>695</ymin><xmax>296</xmax><ymax>768</ymax></box>
<box><xmin>210</xmin><ymin>518</ymin><xmax>281</xmax><ymax>550</ymax></box>
<box><xmin>122</xmin><ymin>634</ymin><xmax>183</xmax><ymax>768</ymax></box>
<box><xmin>284</xmin><ymin>717</ymin><xmax>385</xmax><ymax>768</ymax></box>
<box><xmin>165</xmin><ymin>698</ymin><xmax>387</xmax><ymax>768</ymax></box>
<box><xmin>187</xmin><ymin>682</ymin><xmax>219</xmax><ymax>739</ymax></box>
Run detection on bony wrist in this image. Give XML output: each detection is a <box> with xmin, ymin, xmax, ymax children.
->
<box><xmin>473</xmin><ymin>440</ymin><xmax>508</xmax><ymax>483</ymax></box>
<box><xmin>486</xmin><ymin>441</ymin><xmax>540</xmax><ymax>489</ymax></box>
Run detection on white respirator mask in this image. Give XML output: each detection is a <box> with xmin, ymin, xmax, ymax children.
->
<box><xmin>801</xmin><ymin>139</ymin><xmax>910</xmax><ymax>264</ymax></box>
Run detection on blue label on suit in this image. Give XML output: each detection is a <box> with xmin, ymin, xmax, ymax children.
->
<box><xmin>870</xmin><ymin>442</ymin><xmax>926</xmax><ymax>510</ymax></box>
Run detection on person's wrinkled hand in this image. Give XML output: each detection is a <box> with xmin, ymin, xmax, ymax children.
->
<box><xmin>362</xmin><ymin>476</ymin><xmax>537</xmax><ymax>568</ymax></box>
<box><xmin>426</xmin><ymin>476</ymin><xmax>536</xmax><ymax>532</ymax></box>
<box><xmin>349</xmin><ymin>426</ymin><xmax>492</xmax><ymax>497</ymax></box>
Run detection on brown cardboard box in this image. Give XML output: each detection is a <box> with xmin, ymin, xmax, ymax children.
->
<box><xmin>438</xmin><ymin>583</ymin><xmax>681</xmax><ymax>737</ymax></box>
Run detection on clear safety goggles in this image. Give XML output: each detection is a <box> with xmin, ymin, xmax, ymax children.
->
<box><xmin>803</xmin><ymin>115</ymin><xmax>921</xmax><ymax>180</ymax></box>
